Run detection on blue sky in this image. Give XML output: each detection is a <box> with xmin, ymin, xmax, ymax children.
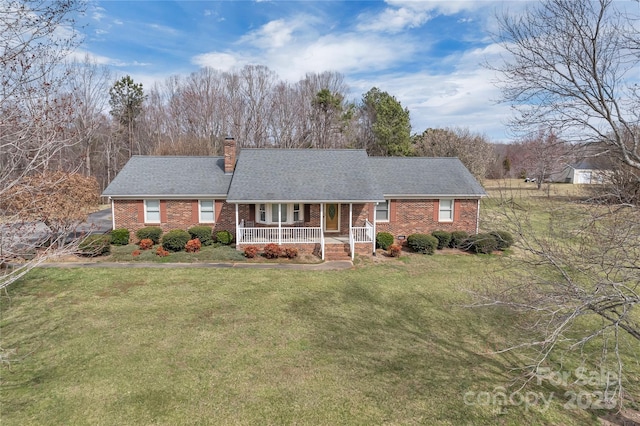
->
<box><xmin>76</xmin><ymin>1</ymin><xmax>529</xmax><ymax>142</ymax></box>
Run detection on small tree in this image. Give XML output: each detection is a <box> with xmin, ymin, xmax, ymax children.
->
<box><xmin>1</xmin><ymin>172</ymin><xmax>99</xmax><ymax>248</ymax></box>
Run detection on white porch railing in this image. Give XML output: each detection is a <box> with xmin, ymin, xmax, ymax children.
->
<box><xmin>237</xmin><ymin>224</ymin><xmax>322</xmax><ymax>245</ymax></box>
<box><xmin>349</xmin><ymin>220</ymin><xmax>374</xmax><ymax>260</ymax></box>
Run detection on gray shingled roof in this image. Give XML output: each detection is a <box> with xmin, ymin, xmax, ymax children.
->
<box><xmin>226</xmin><ymin>149</ymin><xmax>384</xmax><ymax>202</ymax></box>
<box><xmin>103</xmin><ymin>152</ymin><xmax>486</xmax><ymax>200</ymax></box>
<box><xmin>370</xmin><ymin>157</ymin><xmax>486</xmax><ymax>197</ymax></box>
<box><xmin>102</xmin><ymin>156</ymin><xmax>231</xmax><ymax>197</ymax></box>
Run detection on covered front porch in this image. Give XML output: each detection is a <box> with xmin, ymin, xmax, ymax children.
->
<box><xmin>234</xmin><ymin>203</ymin><xmax>376</xmax><ymax>260</ymax></box>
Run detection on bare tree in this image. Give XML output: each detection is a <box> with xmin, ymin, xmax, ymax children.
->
<box><xmin>516</xmin><ymin>128</ymin><xmax>569</xmax><ymax>189</ymax></box>
<box><xmin>66</xmin><ymin>55</ymin><xmax>113</xmax><ymax>177</ymax></box>
<box><xmin>1</xmin><ymin>0</ymin><xmax>86</xmax><ymax>291</ymax></box>
<box><xmin>412</xmin><ymin>127</ymin><xmax>495</xmax><ymax>181</ymax></box>
<box><xmin>491</xmin><ymin>0</ymin><xmax>639</xmax><ymax>168</ymax></box>
<box><xmin>484</xmin><ymin>0</ymin><xmax>640</xmax><ymax>408</ymax></box>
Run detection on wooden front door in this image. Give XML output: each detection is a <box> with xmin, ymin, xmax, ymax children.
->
<box><xmin>325</xmin><ymin>203</ymin><xmax>339</xmax><ymax>232</ymax></box>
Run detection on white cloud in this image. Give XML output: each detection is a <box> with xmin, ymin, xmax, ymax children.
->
<box><xmin>347</xmin><ymin>42</ymin><xmax>512</xmax><ymax>141</ymax></box>
<box><xmin>192</xmin><ymin>52</ymin><xmax>244</xmax><ymax>71</ymax></box>
<box><xmin>357</xmin><ymin>7</ymin><xmax>432</xmax><ymax>33</ymax></box>
<box><xmin>240</xmin><ymin>18</ymin><xmax>297</xmax><ymax>49</ymax></box>
<box><xmin>113</xmin><ymin>19</ymin><xmax>123</xmax><ymax>25</ymax></box>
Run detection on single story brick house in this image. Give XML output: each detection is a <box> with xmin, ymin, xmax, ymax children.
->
<box><xmin>102</xmin><ymin>138</ymin><xmax>486</xmax><ymax>260</ymax></box>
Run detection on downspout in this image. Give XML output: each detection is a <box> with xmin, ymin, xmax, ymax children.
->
<box><xmin>476</xmin><ymin>199</ymin><xmax>480</xmax><ymax>234</ymax></box>
<box><xmin>110</xmin><ymin>198</ymin><xmax>115</xmax><ymax>230</ymax></box>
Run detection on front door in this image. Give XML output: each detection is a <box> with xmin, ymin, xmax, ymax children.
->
<box><xmin>324</xmin><ymin>203</ymin><xmax>339</xmax><ymax>232</ymax></box>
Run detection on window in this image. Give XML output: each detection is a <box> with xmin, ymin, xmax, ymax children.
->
<box><xmin>271</xmin><ymin>203</ymin><xmax>288</xmax><ymax>223</ymax></box>
<box><xmin>439</xmin><ymin>199</ymin><xmax>454</xmax><ymax>222</ymax></box>
<box><xmin>144</xmin><ymin>199</ymin><xmax>161</xmax><ymax>223</ymax></box>
<box><xmin>256</xmin><ymin>203</ymin><xmax>302</xmax><ymax>224</ymax></box>
<box><xmin>375</xmin><ymin>200</ymin><xmax>389</xmax><ymax>222</ymax></box>
<box><xmin>199</xmin><ymin>200</ymin><xmax>215</xmax><ymax>223</ymax></box>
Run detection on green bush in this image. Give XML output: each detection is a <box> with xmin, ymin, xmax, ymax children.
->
<box><xmin>136</xmin><ymin>226</ymin><xmax>163</xmax><ymax>244</ymax></box>
<box><xmin>489</xmin><ymin>230</ymin><xmax>514</xmax><ymax>250</ymax></box>
<box><xmin>78</xmin><ymin>234</ymin><xmax>111</xmax><ymax>257</ymax></box>
<box><xmin>162</xmin><ymin>229</ymin><xmax>191</xmax><ymax>252</ymax></box>
<box><xmin>188</xmin><ymin>226</ymin><xmax>213</xmax><ymax>246</ymax></box>
<box><xmin>431</xmin><ymin>230</ymin><xmax>452</xmax><ymax>250</ymax></box>
<box><xmin>449</xmin><ymin>230</ymin><xmax>469</xmax><ymax>248</ymax></box>
<box><xmin>110</xmin><ymin>228</ymin><xmax>130</xmax><ymax>246</ymax></box>
<box><xmin>216</xmin><ymin>230</ymin><xmax>233</xmax><ymax>245</ymax></box>
<box><xmin>376</xmin><ymin>232</ymin><xmax>394</xmax><ymax>250</ymax></box>
<box><xmin>466</xmin><ymin>233</ymin><xmax>498</xmax><ymax>254</ymax></box>
<box><xmin>406</xmin><ymin>233</ymin><xmax>438</xmax><ymax>255</ymax></box>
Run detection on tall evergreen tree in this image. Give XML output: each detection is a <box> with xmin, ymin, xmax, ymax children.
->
<box><xmin>109</xmin><ymin>75</ymin><xmax>145</xmax><ymax>158</ymax></box>
<box><xmin>360</xmin><ymin>87</ymin><xmax>412</xmax><ymax>156</ymax></box>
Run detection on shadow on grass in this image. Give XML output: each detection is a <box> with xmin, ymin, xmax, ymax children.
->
<box><xmin>286</xmin><ymin>279</ymin><xmax>546</xmax><ymax>423</ymax></box>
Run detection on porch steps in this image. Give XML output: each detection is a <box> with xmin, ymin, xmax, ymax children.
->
<box><xmin>324</xmin><ymin>242</ymin><xmax>351</xmax><ymax>261</ymax></box>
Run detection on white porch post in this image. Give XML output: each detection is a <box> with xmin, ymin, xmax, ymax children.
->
<box><xmin>235</xmin><ymin>203</ymin><xmax>239</xmax><ymax>243</ymax></box>
<box><xmin>349</xmin><ymin>203</ymin><xmax>354</xmax><ymax>260</ymax></box>
<box><xmin>320</xmin><ymin>203</ymin><xmax>325</xmax><ymax>260</ymax></box>
<box><xmin>372</xmin><ymin>202</ymin><xmax>377</xmax><ymax>255</ymax></box>
<box><xmin>278</xmin><ymin>203</ymin><xmax>282</xmax><ymax>245</ymax></box>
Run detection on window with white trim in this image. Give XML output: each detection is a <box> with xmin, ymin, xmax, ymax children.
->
<box><xmin>199</xmin><ymin>200</ymin><xmax>215</xmax><ymax>223</ymax></box>
<box><xmin>272</xmin><ymin>204</ymin><xmax>288</xmax><ymax>223</ymax></box>
<box><xmin>144</xmin><ymin>199</ymin><xmax>161</xmax><ymax>223</ymax></box>
<box><xmin>256</xmin><ymin>203</ymin><xmax>303</xmax><ymax>224</ymax></box>
<box><xmin>375</xmin><ymin>200</ymin><xmax>390</xmax><ymax>222</ymax></box>
<box><xmin>439</xmin><ymin>199</ymin><xmax>454</xmax><ymax>222</ymax></box>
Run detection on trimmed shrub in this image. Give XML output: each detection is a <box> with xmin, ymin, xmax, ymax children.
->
<box><xmin>188</xmin><ymin>226</ymin><xmax>213</xmax><ymax>246</ymax></box>
<box><xmin>431</xmin><ymin>230</ymin><xmax>452</xmax><ymax>250</ymax></box>
<box><xmin>263</xmin><ymin>243</ymin><xmax>282</xmax><ymax>259</ymax></box>
<box><xmin>156</xmin><ymin>246</ymin><xmax>169</xmax><ymax>257</ymax></box>
<box><xmin>216</xmin><ymin>230</ymin><xmax>234</xmax><ymax>245</ymax></box>
<box><xmin>138</xmin><ymin>238</ymin><xmax>154</xmax><ymax>250</ymax></box>
<box><xmin>376</xmin><ymin>232</ymin><xmax>394</xmax><ymax>250</ymax></box>
<box><xmin>136</xmin><ymin>226</ymin><xmax>162</xmax><ymax>244</ymax></box>
<box><xmin>388</xmin><ymin>243</ymin><xmax>402</xmax><ymax>257</ymax></box>
<box><xmin>243</xmin><ymin>245</ymin><xmax>259</xmax><ymax>258</ymax></box>
<box><xmin>407</xmin><ymin>233</ymin><xmax>438</xmax><ymax>255</ymax></box>
<box><xmin>466</xmin><ymin>233</ymin><xmax>498</xmax><ymax>254</ymax></box>
<box><xmin>185</xmin><ymin>238</ymin><xmax>202</xmax><ymax>253</ymax></box>
<box><xmin>162</xmin><ymin>229</ymin><xmax>191</xmax><ymax>252</ymax></box>
<box><xmin>110</xmin><ymin>228</ymin><xmax>130</xmax><ymax>246</ymax></box>
<box><xmin>489</xmin><ymin>230</ymin><xmax>514</xmax><ymax>250</ymax></box>
<box><xmin>449</xmin><ymin>230</ymin><xmax>469</xmax><ymax>248</ymax></box>
<box><xmin>78</xmin><ymin>234</ymin><xmax>111</xmax><ymax>257</ymax></box>
<box><xmin>284</xmin><ymin>247</ymin><xmax>299</xmax><ymax>259</ymax></box>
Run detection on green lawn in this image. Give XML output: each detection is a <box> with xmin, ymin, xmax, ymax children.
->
<box><xmin>2</xmin><ymin>181</ymin><xmax>638</xmax><ymax>425</ymax></box>
<box><xmin>3</xmin><ymin>255</ymin><xmax>635</xmax><ymax>425</ymax></box>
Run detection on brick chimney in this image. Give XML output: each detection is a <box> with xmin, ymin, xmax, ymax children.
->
<box><xmin>223</xmin><ymin>136</ymin><xmax>236</xmax><ymax>174</ymax></box>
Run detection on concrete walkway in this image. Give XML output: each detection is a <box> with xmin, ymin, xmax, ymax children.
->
<box><xmin>36</xmin><ymin>260</ymin><xmax>354</xmax><ymax>271</ymax></box>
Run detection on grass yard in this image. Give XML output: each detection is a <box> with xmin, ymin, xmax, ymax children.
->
<box><xmin>2</xmin><ymin>180</ymin><xmax>638</xmax><ymax>425</ymax></box>
<box><xmin>2</xmin><ymin>255</ymin><xmax>637</xmax><ymax>425</ymax></box>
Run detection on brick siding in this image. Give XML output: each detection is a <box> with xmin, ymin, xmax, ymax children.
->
<box><xmin>112</xmin><ymin>198</ymin><xmax>480</xmax><ymax>247</ymax></box>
